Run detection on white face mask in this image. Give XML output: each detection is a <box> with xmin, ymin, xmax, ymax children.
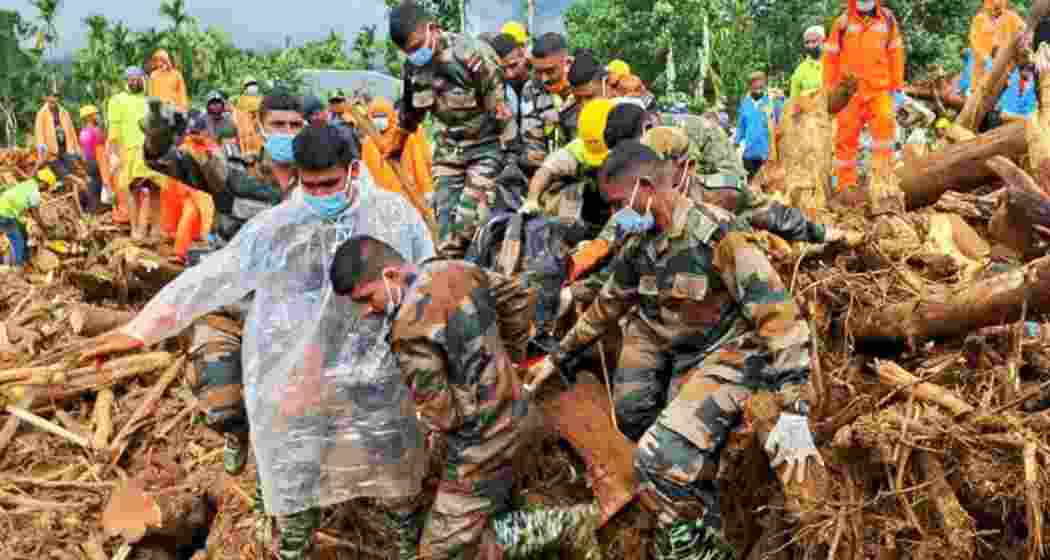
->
<box><xmin>244</xmin><ymin>85</ymin><xmax>260</xmax><ymax>96</ymax></box>
<box><xmin>373</xmin><ymin>116</ymin><xmax>389</xmax><ymax>132</ymax></box>
<box><xmin>856</xmin><ymin>0</ymin><xmax>876</xmax><ymax>12</ymax></box>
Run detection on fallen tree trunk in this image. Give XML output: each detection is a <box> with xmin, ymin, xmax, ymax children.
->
<box><xmin>849</xmin><ymin>255</ymin><xmax>1050</xmax><ymax>345</ymax></box>
<box><xmin>69</xmin><ymin>305</ymin><xmax>135</xmax><ymax>337</ymax></box>
<box><xmin>102</xmin><ymin>479</ymin><xmax>208</xmax><ymax>545</ymax></box>
<box><xmin>897</xmin><ymin>120</ymin><xmax>1026</xmax><ymax>210</ymax></box>
<box><xmin>875</xmin><ymin>360</ymin><xmax>974</xmax><ymax>416</ymax></box>
<box><xmin>985</xmin><ymin>157</ymin><xmax>1050</xmax><ymax>257</ymax></box>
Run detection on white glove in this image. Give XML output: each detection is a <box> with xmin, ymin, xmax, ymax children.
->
<box><xmin>557</xmin><ymin>286</ymin><xmax>573</xmax><ymax>320</ymax></box>
<box><xmin>524</xmin><ymin>355</ymin><xmax>558</xmax><ymax>394</ymax></box>
<box><xmin>823</xmin><ymin>227</ymin><xmax>865</xmax><ymax>247</ymax></box>
<box><xmin>764</xmin><ymin>412</ymin><xmax>824</xmax><ymax>485</ymax></box>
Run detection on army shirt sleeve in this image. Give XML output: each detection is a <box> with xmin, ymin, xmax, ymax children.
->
<box><xmin>740</xmin><ymin>189</ymin><xmax>826</xmax><ymax>243</ymax></box>
<box><xmin>394</xmin><ymin>337</ymin><xmax>464</xmax><ymax>433</ymax></box>
<box><xmin>711</xmin><ymin>232</ymin><xmax>812</xmax><ymax>402</ymax></box>
<box><xmin>485</xmin><ymin>270</ymin><xmax>531</xmax><ymax>364</ymax></box>
<box><xmin>455</xmin><ymin>36</ymin><xmax>508</xmax><ymax>118</ymax></box>
<box><xmin>558</xmin><ymin>239</ymin><xmax>641</xmax><ymax>356</ymax></box>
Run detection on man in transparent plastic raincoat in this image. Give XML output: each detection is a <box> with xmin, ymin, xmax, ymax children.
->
<box><xmin>82</xmin><ymin>124</ymin><xmax>433</xmax><ymax>559</ymax></box>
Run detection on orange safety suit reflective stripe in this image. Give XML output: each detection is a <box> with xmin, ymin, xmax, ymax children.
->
<box><xmin>823</xmin><ymin>0</ymin><xmax>905</xmax><ymax>191</ymax></box>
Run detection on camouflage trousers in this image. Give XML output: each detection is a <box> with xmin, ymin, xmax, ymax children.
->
<box><xmin>433</xmin><ymin>143</ymin><xmax>503</xmax><ymax>259</ymax></box>
<box><xmin>611</xmin><ymin>321</ymin><xmax>695</xmax><ymax>442</ymax></box>
<box><xmin>189</xmin><ymin>313</ymin><xmax>247</xmax><ymax>435</ymax></box>
<box><xmin>420</xmin><ymin>406</ymin><xmax>540</xmax><ymax>560</ymax></box>
<box><xmin>634</xmin><ymin>347</ymin><xmax>765</xmax><ymax>535</ymax></box>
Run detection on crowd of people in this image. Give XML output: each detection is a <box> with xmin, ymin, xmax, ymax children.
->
<box><xmin>0</xmin><ymin>0</ymin><xmax>1042</xmax><ymax>558</ymax></box>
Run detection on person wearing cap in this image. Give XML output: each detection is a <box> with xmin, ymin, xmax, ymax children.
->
<box><xmin>84</xmin><ymin>123</ymin><xmax>433</xmax><ymax>560</ymax></box>
<box><xmin>34</xmin><ymin>90</ymin><xmax>81</xmax><ymax>184</ymax></box>
<box><xmin>388</xmin><ymin>1</ymin><xmax>511</xmax><ymax>259</ymax></box>
<box><xmin>108</xmin><ymin>66</ymin><xmax>165</xmax><ymax>235</ymax></box>
<box><xmin>148</xmin><ymin>49</ymin><xmax>189</xmax><ymax>112</ymax></box>
<box><xmin>791</xmin><ymin>26</ymin><xmax>826</xmax><ymax>99</ymax></box>
<box><xmin>78</xmin><ymin>105</ymin><xmax>104</xmax><ymax>212</ymax></box>
<box><xmin>734</xmin><ymin>70</ymin><xmax>783</xmax><ymax>181</ymax></box>
<box><xmin>500</xmin><ymin>21</ymin><xmax>528</xmax><ymax>46</ymax></box>
<box><xmin>233</xmin><ymin>77</ymin><xmax>265</xmax><ymax>161</ymax></box>
<box><xmin>0</xmin><ymin>163</ymin><xmax>54</xmax><ymax>269</ymax></box>
<box><xmin>302</xmin><ymin>95</ymin><xmax>328</xmax><ymax>127</ymax></box>
<box><xmin>204</xmin><ymin>90</ymin><xmax>237</xmax><ymax>140</ymax></box>
<box><xmin>606</xmin><ymin>59</ymin><xmax>653</xmax><ymax>104</ymax></box>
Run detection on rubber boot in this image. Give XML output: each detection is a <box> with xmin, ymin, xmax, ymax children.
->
<box><xmin>385</xmin><ymin>506</ymin><xmax>423</xmax><ymax>560</ymax></box>
<box><xmin>222</xmin><ymin>431</ymin><xmax>247</xmax><ymax>475</ymax></box>
<box><xmin>491</xmin><ymin>503</ymin><xmax>601</xmax><ymax>558</ymax></box>
<box><xmin>652</xmin><ymin>519</ymin><xmax>737</xmax><ymax>560</ymax></box>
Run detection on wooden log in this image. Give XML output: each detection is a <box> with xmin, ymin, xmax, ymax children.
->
<box><xmin>1025</xmin><ymin>441</ymin><xmax>1045</xmax><ymax>560</ymax></box>
<box><xmin>70</xmin><ymin>305</ymin><xmax>135</xmax><ymax>337</ymax></box>
<box><xmin>914</xmin><ymin>451</ymin><xmax>975</xmax><ymax>559</ymax></box>
<box><xmin>778</xmin><ymin>92</ymin><xmax>831</xmax><ymax>216</ymax></box>
<box><xmin>874</xmin><ymin>361</ymin><xmax>974</xmax><ymax>416</ymax></box>
<box><xmin>986</xmin><ymin>156</ymin><xmax>1050</xmax><ymax>257</ymax></box>
<box><xmin>849</xmin><ymin>255</ymin><xmax>1050</xmax><ymax>345</ymax></box>
<box><xmin>897</xmin><ymin>120</ymin><xmax>1026</xmax><ymax>210</ymax></box>
<box><xmin>109</xmin><ymin>356</ymin><xmax>185</xmax><ymax>453</ymax></box>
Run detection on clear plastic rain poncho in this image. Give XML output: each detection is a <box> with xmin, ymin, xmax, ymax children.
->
<box><xmin>122</xmin><ymin>170</ymin><xmax>433</xmax><ymax>515</ymax></box>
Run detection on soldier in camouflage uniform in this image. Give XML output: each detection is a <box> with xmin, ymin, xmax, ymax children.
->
<box><xmin>388</xmin><ymin>2</ymin><xmax>511</xmax><ymax>259</ymax></box>
<box><xmin>640</xmin><ymin>125</ymin><xmax>857</xmax><ymax>248</ymax></box>
<box><xmin>331</xmin><ymin>236</ymin><xmax>547</xmax><ymax>559</ymax></box>
<box><xmin>142</xmin><ymin>91</ymin><xmax>303</xmax><ymax>477</ymax></box>
<box><xmin>520</xmin><ymin>32</ymin><xmax>576</xmax><ymax>173</ymax></box>
<box><xmin>530</xmin><ymin>142</ymin><xmax>824</xmax><ymax>558</ymax></box>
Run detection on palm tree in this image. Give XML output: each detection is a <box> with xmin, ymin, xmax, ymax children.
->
<box><xmin>159</xmin><ymin>0</ymin><xmax>189</xmax><ymax>35</ymax></box>
<box><xmin>158</xmin><ymin>0</ymin><xmax>196</xmax><ymax>95</ymax></box>
<box><xmin>28</xmin><ymin>0</ymin><xmax>60</xmax><ymax>58</ymax></box>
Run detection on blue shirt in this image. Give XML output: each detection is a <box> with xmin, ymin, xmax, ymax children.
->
<box><xmin>958</xmin><ymin>53</ymin><xmax>992</xmax><ymax>97</ymax></box>
<box><xmin>1000</xmin><ymin>69</ymin><xmax>1037</xmax><ymax>118</ymax></box>
<box><xmin>734</xmin><ymin>93</ymin><xmax>782</xmax><ymax>161</ymax></box>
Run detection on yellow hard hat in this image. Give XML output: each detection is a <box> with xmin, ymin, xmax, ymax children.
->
<box><xmin>607</xmin><ymin>59</ymin><xmax>631</xmax><ymax>77</ymax></box>
<box><xmin>79</xmin><ymin>105</ymin><xmax>98</xmax><ymax>120</ymax></box>
<box><xmin>500</xmin><ymin>21</ymin><xmax>528</xmax><ymax>46</ymax></box>
<box><xmin>36</xmin><ymin>167</ymin><xmax>57</xmax><ymax>188</ymax></box>
<box><xmin>578</xmin><ymin>98</ymin><xmax>614</xmax><ymax>167</ymax></box>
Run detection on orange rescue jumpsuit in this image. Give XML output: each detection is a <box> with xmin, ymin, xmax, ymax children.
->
<box><xmin>824</xmin><ymin>0</ymin><xmax>905</xmax><ymax>191</ymax></box>
<box><xmin>148</xmin><ymin>50</ymin><xmax>190</xmax><ymax>112</ymax></box>
<box><xmin>969</xmin><ymin>0</ymin><xmax>1025</xmax><ymax>86</ymax></box>
<box><xmin>361</xmin><ymin>97</ymin><xmax>434</xmax><ymax>220</ymax></box>
<box><xmin>160</xmin><ymin>135</ymin><xmax>217</xmax><ymax>260</ymax></box>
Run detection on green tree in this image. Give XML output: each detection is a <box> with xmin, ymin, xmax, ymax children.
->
<box><xmin>352</xmin><ymin>24</ymin><xmax>379</xmax><ymax>70</ymax></box>
<box><xmin>159</xmin><ymin>0</ymin><xmax>196</xmax><ymax>95</ymax></box>
<box><xmin>28</xmin><ymin>0</ymin><xmax>60</xmax><ymax>57</ymax></box>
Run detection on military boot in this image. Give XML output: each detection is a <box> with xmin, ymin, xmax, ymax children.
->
<box><xmin>491</xmin><ymin>503</ymin><xmax>601</xmax><ymax>558</ymax></box>
<box><xmin>652</xmin><ymin>519</ymin><xmax>737</xmax><ymax>560</ymax></box>
<box><xmin>223</xmin><ymin>432</ymin><xmax>247</xmax><ymax>475</ymax></box>
<box><xmin>385</xmin><ymin>506</ymin><xmax>423</xmax><ymax>560</ymax></box>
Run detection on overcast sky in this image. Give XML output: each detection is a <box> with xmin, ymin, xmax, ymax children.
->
<box><xmin>0</xmin><ymin>0</ymin><xmax>569</xmax><ymax>57</ymax></box>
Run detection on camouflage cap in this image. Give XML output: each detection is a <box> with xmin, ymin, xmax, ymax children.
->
<box><xmin>642</xmin><ymin>126</ymin><xmax>690</xmax><ymax>161</ymax></box>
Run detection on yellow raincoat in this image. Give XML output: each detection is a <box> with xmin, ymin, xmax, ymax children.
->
<box><xmin>148</xmin><ymin>50</ymin><xmax>190</xmax><ymax>111</ymax></box>
<box><xmin>233</xmin><ymin>95</ymin><xmax>264</xmax><ymax>158</ymax></box>
<box><xmin>361</xmin><ymin>97</ymin><xmax>434</xmax><ymax>219</ymax></box>
<box><xmin>34</xmin><ymin>103</ymin><xmax>80</xmax><ymax>159</ymax></box>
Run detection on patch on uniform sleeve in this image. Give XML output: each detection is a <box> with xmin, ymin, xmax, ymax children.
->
<box><xmin>639</xmin><ymin>275</ymin><xmax>658</xmax><ymax>296</ymax></box>
<box><xmin>671</xmin><ymin>273</ymin><xmax>708</xmax><ymax>300</ymax></box>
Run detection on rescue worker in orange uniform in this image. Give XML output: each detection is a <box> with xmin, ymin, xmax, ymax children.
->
<box><xmin>969</xmin><ymin>0</ymin><xmax>1025</xmax><ymax>89</ymax></box>
<box><xmin>362</xmin><ymin>96</ymin><xmax>435</xmax><ymax>221</ymax></box>
<box><xmin>148</xmin><ymin>49</ymin><xmax>189</xmax><ymax>112</ymax></box>
<box><xmin>824</xmin><ymin>0</ymin><xmax>906</xmax><ymax>194</ymax></box>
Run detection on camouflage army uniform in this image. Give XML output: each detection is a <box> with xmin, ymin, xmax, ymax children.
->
<box><xmin>390</xmin><ymin>259</ymin><xmax>536</xmax><ymax>559</ymax></box>
<box><xmin>520</xmin><ymin>79</ymin><xmax>574</xmax><ymax>172</ymax></box>
<box><xmin>400</xmin><ymin>32</ymin><xmax>509</xmax><ymax>259</ymax></box>
<box><xmin>557</xmin><ymin>195</ymin><xmax>812</xmax><ymax>549</ymax></box>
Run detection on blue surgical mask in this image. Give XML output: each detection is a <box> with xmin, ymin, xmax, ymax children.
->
<box><xmin>373</xmin><ymin>117</ymin><xmax>389</xmax><ymax>131</ymax></box>
<box><xmin>612</xmin><ymin>180</ymin><xmax>655</xmax><ymax>236</ymax></box>
<box><xmin>304</xmin><ymin>190</ymin><xmax>350</xmax><ymax>218</ymax></box>
<box><xmin>264</xmin><ymin>132</ymin><xmax>295</xmax><ymax>163</ymax></box>
<box><xmin>407</xmin><ymin>29</ymin><xmax>435</xmax><ymax>66</ymax></box>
